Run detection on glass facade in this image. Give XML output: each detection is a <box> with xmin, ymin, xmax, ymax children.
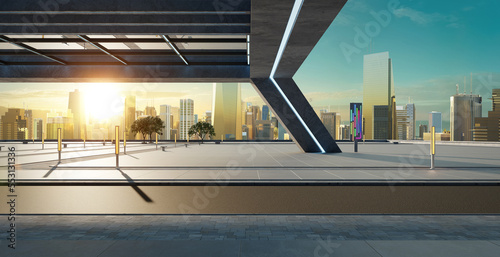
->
<box><xmin>362</xmin><ymin>52</ymin><xmax>395</xmax><ymax>140</ymax></box>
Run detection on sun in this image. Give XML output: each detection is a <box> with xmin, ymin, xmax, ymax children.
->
<box><xmin>83</xmin><ymin>84</ymin><xmax>123</xmax><ymax>121</ymax></box>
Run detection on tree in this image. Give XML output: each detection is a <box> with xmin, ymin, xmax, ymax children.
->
<box><xmin>147</xmin><ymin>116</ymin><xmax>164</xmax><ymax>143</ymax></box>
<box><xmin>188</xmin><ymin>121</ymin><xmax>215</xmax><ymax>144</ymax></box>
<box><xmin>131</xmin><ymin>116</ymin><xmax>164</xmax><ymax>143</ymax></box>
<box><xmin>131</xmin><ymin>118</ymin><xmax>149</xmax><ymax>143</ymax></box>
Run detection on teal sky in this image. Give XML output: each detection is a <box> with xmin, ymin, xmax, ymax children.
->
<box><xmin>295</xmin><ymin>0</ymin><xmax>500</xmax><ymax>128</ymax></box>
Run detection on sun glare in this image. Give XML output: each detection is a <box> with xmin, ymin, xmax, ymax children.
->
<box><xmin>83</xmin><ymin>84</ymin><xmax>123</xmax><ymax>121</ymax></box>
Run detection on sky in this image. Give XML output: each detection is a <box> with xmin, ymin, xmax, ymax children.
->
<box><xmin>1</xmin><ymin>0</ymin><xmax>499</xmax><ymax>129</ymax></box>
<box><xmin>294</xmin><ymin>0</ymin><xmax>500</xmax><ymax>128</ymax></box>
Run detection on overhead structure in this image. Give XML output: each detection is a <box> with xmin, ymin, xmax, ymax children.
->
<box><xmin>0</xmin><ymin>0</ymin><xmax>347</xmax><ymax>153</ymax></box>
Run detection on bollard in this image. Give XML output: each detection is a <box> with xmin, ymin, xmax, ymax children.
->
<box><xmin>57</xmin><ymin>128</ymin><xmax>62</xmax><ymax>163</ymax></box>
<box><xmin>156</xmin><ymin>133</ymin><xmax>158</xmax><ymax>150</ymax></box>
<box><xmin>175</xmin><ymin>134</ymin><xmax>177</xmax><ymax>147</ymax></box>
<box><xmin>430</xmin><ymin>126</ymin><xmax>436</xmax><ymax>170</ymax></box>
<box><xmin>115</xmin><ymin>126</ymin><xmax>119</xmax><ymax>168</ymax></box>
<box><xmin>42</xmin><ymin>136</ymin><xmax>45</xmax><ymax>150</ymax></box>
<box><xmin>123</xmin><ymin>131</ymin><xmax>126</xmax><ymax>154</ymax></box>
<box><xmin>354</xmin><ymin>138</ymin><xmax>358</xmax><ymax>152</ymax></box>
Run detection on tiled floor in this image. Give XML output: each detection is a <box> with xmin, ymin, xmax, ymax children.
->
<box><xmin>1</xmin><ymin>215</ymin><xmax>499</xmax><ymax>256</ymax></box>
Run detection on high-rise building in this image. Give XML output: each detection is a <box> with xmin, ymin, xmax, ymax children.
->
<box><xmin>0</xmin><ymin>108</ymin><xmax>27</xmax><ymax>140</ymax></box>
<box><xmin>450</xmin><ymin>91</ymin><xmax>482</xmax><ymax>141</ymax></box>
<box><xmin>212</xmin><ymin>83</ymin><xmax>242</xmax><ymax>140</ymax></box>
<box><xmin>419</xmin><ymin>124</ymin><xmax>428</xmax><ymax>139</ymax></box>
<box><xmin>429</xmin><ymin>111</ymin><xmax>442</xmax><ymax>133</ymax></box>
<box><xmin>68</xmin><ymin>89</ymin><xmax>85</xmax><ymax>139</ymax></box>
<box><xmin>396</xmin><ymin>105</ymin><xmax>409</xmax><ymax>140</ymax></box>
<box><xmin>171</xmin><ymin>107</ymin><xmax>180</xmax><ymax>139</ymax></box>
<box><xmin>339</xmin><ymin>124</ymin><xmax>351</xmax><ymax>140</ymax></box>
<box><xmin>159</xmin><ymin>105</ymin><xmax>171</xmax><ymax>140</ymax></box>
<box><xmin>204</xmin><ymin>111</ymin><xmax>212</xmax><ymax>124</ymax></box>
<box><xmin>256</xmin><ymin>120</ymin><xmax>272</xmax><ymax>140</ymax></box>
<box><xmin>362</xmin><ymin>52</ymin><xmax>395</xmax><ymax>140</ymax></box>
<box><xmin>320</xmin><ymin>112</ymin><xmax>340</xmax><ymax>140</ymax></box>
<box><xmin>33</xmin><ymin>118</ymin><xmax>43</xmax><ymax>139</ymax></box>
<box><xmin>373</xmin><ymin>105</ymin><xmax>389</xmax><ymax>139</ymax></box>
<box><xmin>473</xmin><ymin>89</ymin><xmax>500</xmax><ymax>141</ymax></box>
<box><xmin>350</xmin><ymin>103</ymin><xmax>362</xmax><ymax>141</ymax></box>
<box><xmin>244</xmin><ymin>105</ymin><xmax>261</xmax><ymax>140</ymax></box>
<box><xmin>406</xmin><ymin>103</ymin><xmax>415</xmax><ymax>140</ymax></box>
<box><xmin>179</xmin><ymin>99</ymin><xmax>194</xmax><ymax>140</ymax></box>
<box><xmin>46</xmin><ymin>111</ymin><xmax>74</xmax><ymax>139</ymax></box>
<box><xmin>124</xmin><ymin>96</ymin><xmax>136</xmax><ymax>140</ymax></box>
<box><xmin>262</xmin><ymin>105</ymin><xmax>270</xmax><ymax>121</ymax></box>
<box><xmin>144</xmin><ymin>106</ymin><xmax>157</xmax><ymax>117</ymax></box>
<box><xmin>194</xmin><ymin>114</ymin><xmax>198</xmax><ymax>124</ymax></box>
<box><xmin>24</xmin><ymin>109</ymin><xmax>33</xmax><ymax>140</ymax></box>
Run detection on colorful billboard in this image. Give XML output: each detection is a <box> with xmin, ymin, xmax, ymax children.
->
<box><xmin>350</xmin><ymin>103</ymin><xmax>362</xmax><ymax>141</ymax></box>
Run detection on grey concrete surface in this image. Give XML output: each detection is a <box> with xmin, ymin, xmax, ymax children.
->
<box><xmin>1</xmin><ymin>215</ymin><xmax>500</xmax><ymax>256</ymax></box>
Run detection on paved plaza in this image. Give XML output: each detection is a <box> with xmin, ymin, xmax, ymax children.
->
<box><xmin>1</xmin><ymin>215</ymin><xmax>499</xmax><ymax>256</ymax></box>
<box><xmin>1</xmin><ymin>141</ymin><xmax>500</xmax><ymax>183</ymax></box>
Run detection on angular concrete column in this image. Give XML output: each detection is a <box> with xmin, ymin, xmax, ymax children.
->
<box><xmin>251</xmin><ymin>78</ymin><xmax>341</xmax><ymax>153</ymax></box>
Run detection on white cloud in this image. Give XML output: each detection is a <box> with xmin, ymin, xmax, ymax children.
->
<box><xmin>393</xmin><ymin>7</ymin><xmax>459</xmax><ymax>27</ymax></box>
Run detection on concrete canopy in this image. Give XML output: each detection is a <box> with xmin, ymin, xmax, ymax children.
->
<box><xmin>0</xmin><ymin>0</ymin><xmax>347</xmax><ymax>152</ymax></box>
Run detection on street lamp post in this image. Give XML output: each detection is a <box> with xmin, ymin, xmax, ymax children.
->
<box><xmin>430</xmin><ymin>126</ymin><xmax>436</xmax><ymax>170</ymax></box>
<box><xmin>115</xmin><ymin>126</ymin><xmax>119</xmax><ymax>168</ymax></box>
<box><xmin>57</xmin><ymin>128</ymin><xmax>62</xmax><ymax>163</ymax></box>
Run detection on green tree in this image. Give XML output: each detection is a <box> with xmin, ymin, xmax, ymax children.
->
<box><xmin>131</xmin><ymin>118</ymin><xmax>149</xmax><ymax>143</ymax></box>
<box><xmin>147</xmin><ymin>116</ymin><xmax>164</xmax><ymax>143</ymax></box>
<box><xmin>188</xmin><ymin>122</ymin><xmax>215</xmax><ymax>144</ymax></box>
<box><xmin>131</xmin><ymin>116</ymin><xmax>164</xmax><ymax>143</ymax></box>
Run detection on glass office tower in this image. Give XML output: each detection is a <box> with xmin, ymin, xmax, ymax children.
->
<box><xmin>362</xmin><ymin>52</ymin><xmax>395</xmax><ymax>140</ymax></box>
<box><xmin>212</xmin><ymin>83</ymin><xmax>242</xmax><ymax>140</ymax></box>
<box><xmin>180</xmin><ymin>99</ymin><xmax>194</xmax><ymax>140</ymax></box>
<box><xmin>450</xmin><ymin>93</ymin><xmax>482</xmax><ymax>141</ymax></box>
<box><xmin>429</xmin><ymin>111</ymin><xmax>442</xmax><ymax>133</ymax></box>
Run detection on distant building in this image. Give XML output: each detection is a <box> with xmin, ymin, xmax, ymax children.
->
<box><xmin>320</xmin><ymin>112</ymin><xmax>340</xmax><ymax>140</ymax></box>
<box><xmin>363</xmin><ymin>52</ymin><xmax>395</xmax><ymax>140</ymax></box>
<box><xmin>0</xmin><ymin>108</ymin><xmax>28</xmax><ymax>140</ymax></box>
<box><xmin>262</xmin><ymin>105</ymin><xmax>270</xmax><ymax>121</ymax></box>
<box><xmin>450</xmin><ymin>91</ymin><xmax>482</xmax><ymax>141</ymax></box>
<box><xmin>429</xmin><ymin>111</ymin><xmax>442</xmax><ymax>133</ymax></box>
<box><xmin>473</xmin><ymin>89</ymin><xmax>500</xmax><ymax>141</ymax></box>
<box><xmin>159</xmin><ymin>105</ymin><xmax>171</xmax><ymax>140</ymax></box>
<box><xmin>340</xmin><ymin>124</ymin><xmax>351</xmax><ymax>140</ymax></box>
<box><xmin>124</xmin><ymin>96</ymin><xmax>136</xmax><ymax>140</ymax></box>
<box><xmin>245</xmin><ymin>105</ymin><xmax>261</xmax><ymax>140</ymax></box>
<box><xmin>204</xmin><ymin>111</ymin><xmax>212</xmax><ymax>124</ymax></box>
<box><xmin>68</xmin><ymin>89</ymin><xmax>85</xmax><ymax>139</ymax></box>
<box><xmin>373</xmin><ymin>105</ymin><xmax>389</xmax><ymax>139</ymax></box>
<box><xmin>212</xmin><ymin>83</ymin><xmax>242</xmax><ymax>140</ymax></box>
<box><xmin>256</xmin><ymin>120</ymin><xmax>273</xmax><ymax>140</ymax></box>
<box><xmin>46</xmin><ymin>111</ymin><xmax>74</xmax><ymax>139</ymax></box>
<box><xmin>194</xmin><ymin>114</ymin><xmax>198</xmax><ymax>124</ymax></box>
<box><xmin>396</xmin><ymin>105</ymin><xmax>409</xmax><ymax>140</ymax></box>
<box><xmin>418</xmin><ymin>124</ymin><xmax>428</xmax><ymax>139</ymax></box>
<box><xmin>406</xmin><ymin>103</ymin><xmax>415</xmax><ymax>140</ymax></box>
<box><xmin>171</xmin><ymin>107</ymin><xmax>180</xmax><ymax>139</ymax></box>
<box><xmin>24</xmin><ymin>109</ymin><xmax>33</xmax><ymax>140</ymax></box>
<box><xmin>277</xmin><ymin>122</ymin><xmax>286</xmax><ymax>140</ymax></box>
<box><xmin>33</xmin><ymin>118</ymin><xmax>43</xmax><ymax>139</ymax></box>
<box><xmin>179</xmin><ymin>99</ymin><xmax>194</xmax><ymax>140</ymax></box>
<box><xmin>144</xmin><ymin>106</ymin><xmax>157</xmax><ymax>117</ymax></box>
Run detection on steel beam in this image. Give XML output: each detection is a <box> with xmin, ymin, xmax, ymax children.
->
<box><xmin>8</xmin><ymin>38</ymin><xmax>247</xmax><ymax>43</ymax></box>
<box><xmin>0</xmin><ymin>35</ymin><xmax>66</xmax><ymax>65</ymax></box>
<box><xmin>77</xmin><ymin>35</ymin><xmax>128</xmax><ymax>65</ymax></box>
<box><xmin>161</xmin><ymin>35</ymin><xmax>189</xmax><ymax>65</ymax></box>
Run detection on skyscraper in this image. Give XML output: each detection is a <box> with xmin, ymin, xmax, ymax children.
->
<box><xmin>419</xmin><ymin>124</ymin><xmax>428</xmax><ymax>139</ymax></box>
<box><xmin>212</xmin><ymin>83</ymin><xmax>242</xmax><ymax>140</ymax></box>
<box><xmin>0</xmin><ymin>108</ymin><xmax>27</xmax><ymax>140</ymax></box>
<box><xmin>204</xmin><ymin>111</ymin><xmax>212</xmax><ymax>124</ymax></box>
<box><xmin>124</xmin><ymin>96</ymin><xmax>136</xmax><ymax>140</ymax></box>
<box><xmin>473</xmin><ymin>88</ymin><xmax>499</xmax><ymax>141</ymax></box>
<box><xmin>144</xmin><ymin>106</ymin><xmax>157</xmax><ymax>117</ymax></box>
<box><xmin>396</xmin><ymin>106</ymin><xmax>408</xmax><ymax>140</ymax></box>
<box><xmin>46</xmin><ymin>111</ymin><xmax>74</xmax><ymax>139</ymax></box>
<box><xmin>159</xmin><ymin>105</ymin><xmax>171</xmax><ymax>140</ymax></box>
<box><xmin>406</xmin><ymin>103</ymin><xmax>415</xmax><ymax>140</ymax></box>
<box><xmin>362</xmin><ymin>52</ymin><xmax>395</xmax><ymax>140</ymax></box>
<box><xmin>68</xmin><ymin>89</ymin><xmax>85</xmax><ymax>139</ymax></box>
<box><xmin>450</xmin><ymin>91</ymin><xmax>482</xmax><ymax>141</ymax></box>
<box><xmin>180</xmin><ymin>99</ymin><xmax>194</xmax><ymax>140</ymax></box>
<box><xmin>171</xmin><ymin>106</ymin><xmax>180</xmax><ymax>139</ymax></box>
<box><xmin>350</xmin><ymin>103</ymin><xmax>362</xmax><ymax>141</ymax></box>
<box><xmin>373</xmin><ymin>105</ymin><xmax>389</xmax><ymax>139</ymax></box>
<box><xmin>320</xmin><ymin>112</ymin><xmax>340</xmax><ymax>140</ymax></box>
<box><xmin>262</xmin><ymin>105</ymin><xmax>270</xmax><ymax>121</ymax></box>
<box><xmin>33</xmin><ymin>118</ymin><xmax>43</xmax><ymax>139</ymax></box>
<box><xmin>429</xmin><ymin>111</ymin><xmax>442</xmax><ymax>133</ymax></box>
